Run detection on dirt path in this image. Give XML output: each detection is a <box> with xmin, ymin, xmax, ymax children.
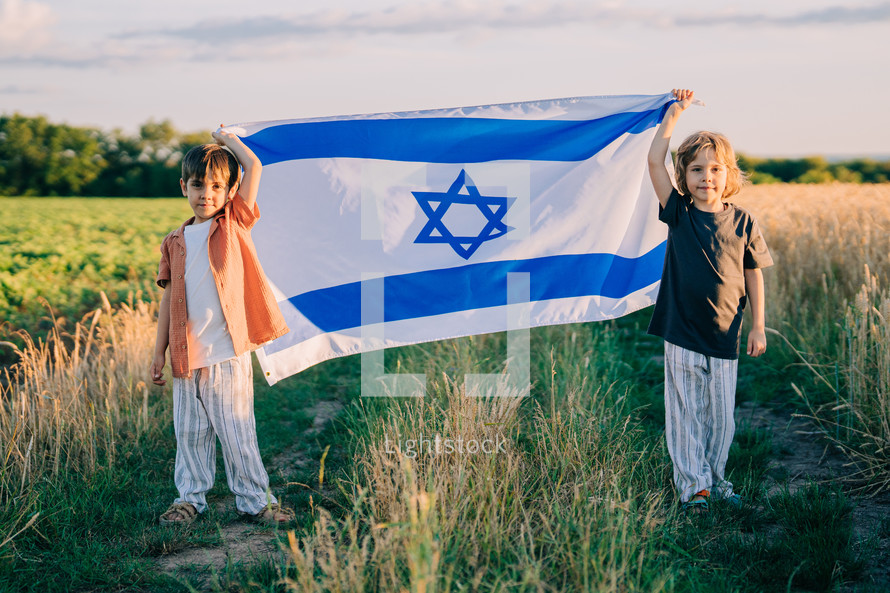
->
<box><xmin>154</xmin><ymin>398</ymin><xmax>345</xmax><ymax>590</ymax></box>
<box><xmin>738</xmin><ymin>402</ymin><xmax>849</xmax><ymax>493</ymax></box>
<box><xmin>269</xmin><ymin>400</ymin><xmax>345</xmax><ymax>471</ymax></box>
<box><xmin>154</xmin><ymin>522</ymin><xmax>283</xmax><ymax>586</ymax></box>
<box><xmin>737</xmin><ymin>402</ymin><xmax>890</xmax><ymax>592</ymax></box>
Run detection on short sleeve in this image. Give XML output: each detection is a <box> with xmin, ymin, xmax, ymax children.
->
<box><xmin>744</xmin><ymin>218</ymin><xmax>774</xmax><ymax>269</ymax></box>
<box><xmin>229</xmin><ymin>192</ymin><xmax>261</xmax><ymax>230</ymax></box>
<box><xmin>658</xmin><ymin>189</ymin><xmax>685</xmax><ymax>228</ymax></box>
<box><xmin>157</xmin><ymin>234</ymin><xmax>172</xmax><ymax>288</ymax></box>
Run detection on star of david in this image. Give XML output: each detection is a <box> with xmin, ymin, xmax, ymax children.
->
<box><xmin>412</xmin><ymin>170</ymin><xmax>515</xmax><ymax>260</ymax></box>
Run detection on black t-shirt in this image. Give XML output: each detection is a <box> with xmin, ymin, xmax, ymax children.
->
<box><xmin>647</xmin><ymin>189</ymin><xmax>773</xmax><ymax>359</ymax></box>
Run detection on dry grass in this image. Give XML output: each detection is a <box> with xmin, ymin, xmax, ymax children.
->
<box><xmin>805</xmin><ymin>269</ymin><xmax>890</xmax><ymax>493</ymax></box>
<box><xmin>282</xmin><ymin>376</ymin><xmax>672</xmax><ymax>592</ymax></box>
<box><xmin>0</xmin><ymin>293</ymin><xmax>158</xmax><ymax>513</ymax></box>
<box><xmin>735</xmin><ymin>183</ymin><xmax>890</xmax><ymax>492</ymax></box>
<box><xmin>734</xmin><ymin>183</ymin><xmax>890</xmax><ymax>345</ymax></box>
<box><xmin>2</xmin><ymin>184</ymin><xmax>888</xmax><ymax>586</ymax></box>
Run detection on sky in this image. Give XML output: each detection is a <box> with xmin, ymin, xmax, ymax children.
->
<box><xmin>1</xmin><ymin>0</ymin><xmax>888</xmax><ymax>157</ymax></box>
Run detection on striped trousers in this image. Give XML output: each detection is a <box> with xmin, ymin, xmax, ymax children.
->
<box><xmin>172</xmin><ymin>352</ymin><xmax>276</xmax><ymax>515</ymax></box>
<box><xmin>663</xmin><ymin>341</ymin><xmax>737</xmax><ymax>503</ymax></box>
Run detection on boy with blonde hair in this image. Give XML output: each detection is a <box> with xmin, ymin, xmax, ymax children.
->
<box><xmin>647</xmin><ymin>89</ymin><xmax>773</xmax><ymax>513</ymax></box>
<box><xmin>150</xmin><ymin>128</ymin><xmax>292</xmax><ymax>525</ymax></box>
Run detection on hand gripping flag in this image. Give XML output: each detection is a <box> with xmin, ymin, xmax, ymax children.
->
<box><xmin>231</xmin><ymin>93</ymin><xmax>674</xmax><ymax>385</ymax></box>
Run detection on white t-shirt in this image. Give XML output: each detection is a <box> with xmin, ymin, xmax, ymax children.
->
<box><xmin>183</xmin><ymin>219</ymin><xmax>236</xmax><ymax>368</ymax></box>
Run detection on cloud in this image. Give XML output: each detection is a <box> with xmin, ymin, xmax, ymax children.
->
<box><xmin>0</xmin><ymin>0</ymin><xmax>56</xmax><ymax>53</ymax></box>
<box><xmin>0</xmin><ymin>55</ymin><xmax>105</xmax><ymax>68</ymax></box>
<box><xmin>3</xmin><ymin>0</ymin><xmax>888</xmax><ymax>68</ymax></box>
<box><xmin>138</xmin><ymin>0</ymin><xmax>890</xmax><ymax>44</ymax></box>
<box><xmin>675</xmin><ymin>3</ymin><xmax>890</xmax><ymax>27</ymax></box>
<box><xmin>0</xmin><ymin>83</ymin><xmax>43</xmax><ymax>94</ymax></box>
<box><xmin>122</xmin><ymin>3</ymin><xmax>648</xmax><ymax>42</ymax></box>
<box><xmin>0</xmin><ymin>32</ymin><xmax>192</xmax><ymax>68</ymax></box>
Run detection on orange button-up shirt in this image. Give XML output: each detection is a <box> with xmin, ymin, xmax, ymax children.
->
<box><xmin>157</xmin><ymin>195</ymin><xmax>289</xmax><ymax>378</ymax></box>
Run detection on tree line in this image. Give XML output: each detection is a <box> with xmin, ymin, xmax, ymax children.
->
<box><xmin>0</xmin><ymin>114</ymin><xmax>209</xmax><ymax>197</ymax></box>
<box><xmin>1</xmin><ymin>113</ymin><xmax>889</xmax><ymax>197</ymax></box>
<box><xmin>737</xmin><ymin>154</ymin><xmax>890</xmax><ymax>184</ymax></box>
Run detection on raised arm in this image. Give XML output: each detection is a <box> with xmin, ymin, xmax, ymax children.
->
<box><xmin>648</xmin><ymin>89</ymin><xmax>695</xmax><ymax>207</ymax></box>
<box><xmin>212</xmin><ymin>126</ymin><xmax>262</xmax><ymax>210</ymax></box>
<box><xmin>744</xmin><ymin>267</ymin><xmax>766</xmax><ymax>357</ymax></box>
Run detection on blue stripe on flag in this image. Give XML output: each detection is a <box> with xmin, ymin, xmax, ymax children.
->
<box><xmin>243</xmin><ymin>104</ymin><xmax>670</xmax><ymax>165</ymax></box>
<box><xmin>267</xmin><ymin>243</ymin><xmax>665</xmax><ymax>353</ymax></box>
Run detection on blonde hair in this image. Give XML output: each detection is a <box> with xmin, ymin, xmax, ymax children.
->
<box><xmin>675</xmin><ymin>131</ymin><xmax>747</xmax><ymax>199</ymax></box>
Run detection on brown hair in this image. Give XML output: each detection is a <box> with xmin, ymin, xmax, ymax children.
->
<box><xmin>675</xmin><ymin>131</ymin><xmax>747</xmax><ymax>199</ymax></box>
<box><xmin>181</xmin><ymin>144</ymin><xmax>240</xmax><ymax>188</ymax></box>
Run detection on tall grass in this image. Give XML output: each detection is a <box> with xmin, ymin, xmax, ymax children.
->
<box><xmin>2</xmin><ymin>185</ymin><xmax>885</xmax><ymax>590</ymax></box>
<box><xmin>839</xmin><ymin>269</ymin><xmax>890</xmax><ymax>490</ymax></box>
<box><xmin>272</xmin><ymin>183</ymin><xmax>890</xmax><ymax>591</ymax></box>
<box><xmin>282</xmin><ymin>348</ymin><xmax>674</xmax><ymax>592</ymax></box>
<box><xmin>0</xmin><ymin>293</ymin><xmax>158</xmax><ymax>550</ymax></box>
<box><xmin>794</xmin><ymin>267</ymin><xmax>890</xmax><ymax>493</ymax></box>
<box><xmin>735</xmin><ymin>183</ymin><xmax>890</xmax><ymax>492</ymax></box>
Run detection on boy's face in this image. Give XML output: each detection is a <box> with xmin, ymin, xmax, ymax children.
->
<box><xmin>685</xmin><ymin>148</ymin><xmax>727</xmax><ymax>210</ymax></box>
<box><xmin>180</xmin><ymin>169</ymin><xmax>237</xmax><ymax>224</ymax></box>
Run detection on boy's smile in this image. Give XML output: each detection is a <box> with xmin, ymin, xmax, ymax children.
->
<box><xmin>181</xmin><ymin>172</ymin><xmax>237</xmax><ymax>224</ymax></box>
<box><xmin>685</xmin><ymin>148</ymin><xmax>727</xmax><ymax>212</ymax></box>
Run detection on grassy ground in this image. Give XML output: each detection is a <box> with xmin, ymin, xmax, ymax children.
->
<box><xmin>1</xmin><ymin>186</ymin><xmax>888</xmax><ymax>591</ymax></box>
<box><xmin>3</xmin><ymin>313</ymin><xmax>870</xmax><ymax>592</ymax></box>
<box><xmin>0</xmin><ymin>339</ymin><xmax>358</xmax><ymax>592</ymax></box>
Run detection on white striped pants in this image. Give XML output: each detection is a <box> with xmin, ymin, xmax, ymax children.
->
<box><xmin>663</xmin><ymin>342</ymin><xmax>737</xmax><ymax>503</ymax></box>
<box><xmin>172</xmin><ymin>352</ymin><xmax>276</xmax><ymax>515</ymax></box>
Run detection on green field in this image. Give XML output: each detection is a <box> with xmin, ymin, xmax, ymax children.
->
<box><xmin>1</xmin><ymin>191</ymin><xmax>887</xmax><ymax>592</ymax></box>
<box><xmin>0</xmin><ymin>197</ymin><xmax>191</xmax><ymax>342</ymax></box>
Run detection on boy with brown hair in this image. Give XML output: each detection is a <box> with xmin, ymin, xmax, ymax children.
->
<box><xmin>150</xmin><ymin>127</ymin><xmax>292</xmax><ymax>525</ymax></box>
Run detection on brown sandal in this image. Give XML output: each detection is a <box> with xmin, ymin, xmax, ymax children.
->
<box><xmin>159</xmin><ymin>502</ymin><xmax>198</xmax><ymax>525</ymax></box>
<box><xmin>251</xmin><ymin>503</ymin><xmax>295</xmax><ymax>525</ymax></box>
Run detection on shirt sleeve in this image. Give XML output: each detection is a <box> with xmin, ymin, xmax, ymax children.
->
<box><xmin>657</xmin><ymin>189</ymin><xmax>684</xmax><ymax>228</ymax></box>
<box><xmin>157</xmin><ymin>234</ymin><xmax>172</xmax><ymax>288</ymax></box>
<box><xmin>744</xmin><ymin>217</ymin><xmax>774</xmax><ymax>269</ymax></box>
<box><xmin>229</xmin><ymin>192</ymin><xmax>261</xmax><ymax>230</ymax></box>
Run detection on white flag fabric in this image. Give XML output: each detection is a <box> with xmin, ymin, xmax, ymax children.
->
<box><xmin>232</xmin><ymin>93</ymin><xmax>674</xmax><ymax>384</ymax></box>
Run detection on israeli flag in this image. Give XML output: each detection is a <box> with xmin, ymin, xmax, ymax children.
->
<box><xmin>233</xmin><ymin>94</ymin><xmax>673</xmax><ymax>384</ymax></box>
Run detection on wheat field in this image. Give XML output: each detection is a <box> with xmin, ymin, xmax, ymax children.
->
<box><xmin>734</xmin><ymin>183</ymin><xmax>890</xmax><ymax>332</ymax></box>
<box><xmin>734</xmin><ymin>183</ymin><xmax>890</xmax><ymax>493</ymax></box>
